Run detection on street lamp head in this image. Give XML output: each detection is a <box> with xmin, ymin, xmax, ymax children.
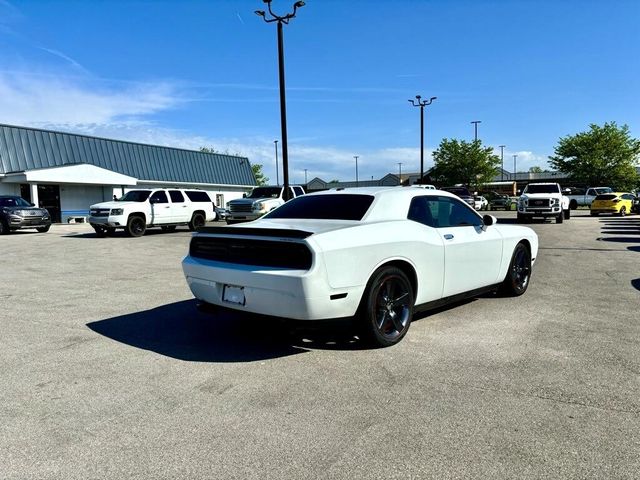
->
<box><xmin>415</xmin><ymin>95</ymin><xmax>421</xmax><ymax>100</ymax></box>
<box><xmin>262</xmin><ymin>0</ymin><xmax>272</xmax><ymax>4</ymax></box>
<box><xmin>430</xmin><ymin>96</ymin><xmax>437</xmax><ymax>101</ymax></box>
<box><xmin>294</xmin><ymin>1</ymin><xmax>305</xmax><ymax>7</ymax></box>
<box><xmin>255</xmin><ymin>10</ymin><xmax>266</xmax><ymax>16</ymax></box>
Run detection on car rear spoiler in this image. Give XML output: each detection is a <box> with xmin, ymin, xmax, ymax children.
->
<box><xmin>197</xmin><ymin>226</ymin><xmax>313</xmax><ymax>239</ymax></box>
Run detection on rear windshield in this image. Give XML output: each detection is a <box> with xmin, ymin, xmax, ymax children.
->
<box><xmin>248</xmin><ymin>187</ymin><xmax>282</xmax><ymax>199</ymax></box>
<box><xmin>264</xmin><ymin>194</ymin><xmax>374</xmax><ymax>221</ymax></box>
<box><xmin>594</xmin><ymin>188</ymin><xmax>613</xmax><ymax>195</ymax></box>
<box><xmin>595</xmin><ymin>194</ymin><xmax>617</xmax><ymax>200</ymax></box>
<box><xmin>524</xmin><ymin>184</ymin><xmax>559</xmax><ymax>194</ymax></box>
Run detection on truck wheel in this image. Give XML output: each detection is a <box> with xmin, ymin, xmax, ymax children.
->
<box><xmin>556</xmin><ymin>211</ymin><xmax>564</xmax><ymax>224</ymax></box>
<box><xmin>564</xmin><ymin>209</ymin><xmax>571</xmax><ymax>220</ymax></box>
<box><xmin>357</xmin><ymin>266</ymin><xmax>414</xmax><ymax>348</ymax></box>
<box><xmin>188</xmin><ymin>213</ymin><xmax>205</xmax><ymax>231</ymax></box>
<box><xmin>126</xmin><ymin>215</ymin><xmax>146</xmax><ymax>237</ymax></box>
<box><xmin>500</xmin><ymin>242</ymin><xmax>531</xmax><ymax>296</ymax></box>
<box><xmin>569</xmin><ymin>200</ymin><xmax>578</xmax><ymax>210</ymax></box>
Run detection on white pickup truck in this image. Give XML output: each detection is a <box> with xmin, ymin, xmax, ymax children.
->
<box><xmin>517</xmin><ymin>182</ymin><xmax>570</xmax><ymax>223</ymax></box>
<box><xmin>565</xmin><ymin>186</ymin><xmax>613</xmax><ymax>209</ymax></box>
<box><xmin>89</xmin><ymin>188</ymin><xmax>215</xmax><ymax>237</ymax></box>
<box><xmin>226</xmin><ymin>185</ymin><xmax>305</xmax><ymax>224</ymax></box>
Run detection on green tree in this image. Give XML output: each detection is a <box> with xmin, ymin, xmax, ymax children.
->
<box><xmin>431</xmin><ymin>139</ymin><xmax>500</xmax><ymax>187</ymax></box>
<box><xmin>529</xmin><ymin>166</ymin><xmax>543</xmax><ymax>173</ymax></box>
<box><xmin>549</xmin><ymin>122</ymin><xmax>640</xmax><ymax>190</ymax></box>
<box><xmin>251</xmin><ymin>164</ymin><xmax>269</xmax><ymax>186</ymax></box>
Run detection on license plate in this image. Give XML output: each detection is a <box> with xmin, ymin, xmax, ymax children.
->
<box><xmin>222</xmin><ymin>285</ymin><xmax>245</xmax><ymax>306</ymax></box>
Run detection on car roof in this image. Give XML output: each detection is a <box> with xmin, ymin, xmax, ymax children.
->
<box><xmin>303</xmin><ymin>186</ymin><xmax>465</xmax><ymax>222</ymax></box>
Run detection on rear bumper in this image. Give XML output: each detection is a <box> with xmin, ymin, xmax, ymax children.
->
<box><xmin>182</xmin><ymin>255</ymin><xmax>364</xmax><ymax>321</ymax></box>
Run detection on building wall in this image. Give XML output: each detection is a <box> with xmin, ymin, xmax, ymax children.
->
<box><xmin>0</xmin><ymin>182</ymin><xmax>20</xmax><ymax>196</ymax></box>
<box><xmin>60</xmin><ymin>185</ymin><xmax>109</xmax><ymax>222</ymax></box>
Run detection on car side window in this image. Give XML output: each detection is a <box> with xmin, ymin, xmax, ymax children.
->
<box><xmin>150</xmin><ymin>191</ymin><xmax>168</xmax><ymax>204</ymax></box>
<box><xmin>293</xmin><ymin>186</ymin><xmax>304</xmax><ymax>197</ymax></box>
<box><xmin>407</xmin><ymin>196</ymin><xmax>437</xmax><ymax>227</ymax></box>
<box><xmin>621</xmin><ymin>194</ymin><xmax>632</xmax><ymax>200</ymax></box>
<box><xmin>435</xmin><ymin>196</ymin><xmax>482</xmax><ymax>228</ymax></box>
<box><xmin>169</xmin><ymin>190</ymin><xmax>185</xmax><ymax>203</ymax></box>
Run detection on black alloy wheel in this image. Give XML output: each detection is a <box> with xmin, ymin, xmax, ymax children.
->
<box><xmin>359</xmin><ymin>266</ymin><xmax>414</xmax><ymax>348</ymax></box>
<box><xmin>501</xmin><ymin>243</ymin><xmax>531</xmax><ymax>296</ymax></box>
<box><xmin>619</xmin><ymin>206</ymin><xmax>626</xmax><ymax>217</ymax></box>
<box><xmin>127</xmin><ymin>216</ymin><xmax>146</xmax><ymax>237</ymax></box>
<box><xmin>188</xmin><ymin>213</ymin><xmax>205</xmax><ymax>231</ymax></box>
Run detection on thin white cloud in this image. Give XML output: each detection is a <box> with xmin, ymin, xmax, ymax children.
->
<box><xmin>37</xmin><ymin>47</ymin><xmax>89</xmax><ymax>74</ymax></box>
<box><xmin>0</xmin><ymin>72</ymin><xmax>184</xmax><ymax>125</ymax></box>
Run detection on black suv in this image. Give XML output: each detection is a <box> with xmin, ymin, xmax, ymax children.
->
<box><xmin>0</xmin><ymin>195</ymin><xmax>51</xmax><ymax>234</ymax></box>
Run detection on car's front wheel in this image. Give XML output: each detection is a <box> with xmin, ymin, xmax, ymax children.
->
<box><xmin>556</xmin><ymin>211</ymin><xmax>564</xmax><ymax>223</ymax></box>
<box><xmin>358</xmin><ymin>266</ymin><xmax>414</xmax><ymax>348</ymax></box>
<box><xmin>126</xmin><ymin>216</ymin><xmax>146</xmax><ymax>237</ymax></box>
<box><xmin>36</xmin><ymin>226</ymin><xmax>50</xmax><ymax>233</ymax></box>
<box><xmin>501</xmin><ymin>242</ymin><xmax>531</xmax><ymax>296</ymax></box>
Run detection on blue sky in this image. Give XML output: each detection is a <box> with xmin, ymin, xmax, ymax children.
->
<box><xmin>0</xmin><ymin>0</ymin><xmax>638</xmax><ymax>183</ymax></box>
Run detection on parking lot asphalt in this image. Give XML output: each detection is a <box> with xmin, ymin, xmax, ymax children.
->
<box><xmin>1</xmin><ymin>211</ymin><xmax>639</xmax><ymax>479</ymax></box>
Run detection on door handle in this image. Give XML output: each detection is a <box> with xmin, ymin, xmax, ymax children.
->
<box><xmin>444</xmin><ymin>234</ymin><xmax>454</xmax><ymax>240</ymax></box>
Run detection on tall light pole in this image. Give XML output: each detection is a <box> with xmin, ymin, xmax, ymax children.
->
<box><xmin>354</xmin><ymin>155</ymin><xmax>359</xmax><ymax>186</ymax></box>
<box><xmin>303</xmin><ymin>168</ymin><xmax>308</xmax><ymax>185</ymax></box>
<box><xmin>471</xmin><ymin>120</ymin><xmax>481</xmax><ymax>142</ymax></box>
<box><xmin>255</xmin><ymin>0</ymin><xmax>305</xmax><ymax>200</ymax></box>
<box><xmin>397</xmin><ymin>162</ymin><xmax>403</xmax><ymax>184</ymax></box>
<box><xmin>513</xmin><ymin>154</ymin><xmax>518</xmax><ymax>182</ymax></box>
<box><xmin>274</xmin><ymin>140</ymin><xmax>279</xmax><ymax>186</ymax></box>
<box><xmin>408</xmin><ymin>95</ymin><xmax>436</xmax><ymax>184</ymax></box>
<box><xmin>499</xmin><ymin>145</ymin><xmax>506</xmax><ymax>181</ymax></box>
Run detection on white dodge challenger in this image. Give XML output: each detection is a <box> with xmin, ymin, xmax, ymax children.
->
<box><xmin>182</xmin><ymin>187</ymin><xmax>538</xmax><ymax>347</ymax></box>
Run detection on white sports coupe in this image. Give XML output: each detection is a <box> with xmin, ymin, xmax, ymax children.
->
<box><xmin>182</xmin><ymin>187</ymin><xmax>538</xmax><ymax>347</ymax></box>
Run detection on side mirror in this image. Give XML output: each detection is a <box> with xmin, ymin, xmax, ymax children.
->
<box><xmin>482</xmin><ymin>214</ymin><xmax>497</xmax><ymax>231</ymax></box>
<box><xmin>30</xmin><ymin>202</ymin><xmax>35</xmax><ymax>207</ymax></box>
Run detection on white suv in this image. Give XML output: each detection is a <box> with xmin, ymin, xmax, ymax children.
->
<box><xmin>517</xmin><ymin>183</ymin><xmax>570</xmax><ymax>223</ymax></box>
<box><xmin>89</xmin><ymin>189</ymin><xmax>215</xmax><ymax>237</ymax></box>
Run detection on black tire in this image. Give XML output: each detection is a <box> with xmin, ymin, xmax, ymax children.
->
<box><xmin>188</xmin><ymin>213</ymin><xmax>205</xmax><ymax>231</ymax></box>
<box><xmin>619</xmin><ymin>206</ymin><xmax>626</xmax><ymax>217</ymax></box>
<box><xmin>500</xmin><ymin>242</ymin><xmax>531</xmax><ymax>296</ymax></box>
<box><xmin>564</xmin><ymin>208</ymin><xmax>571</xmax><ymax>220</ymax></box>
<box><xmin>36</xmin><ymin>225</ymin><xmax>50</xmax><ymax>233</ymax></box>
<box><xmin>126</xmin><ymin>216</ymin><xmax>146</xmax><ymax>237</ymax></box>
<box><xmin>93</xmin><ymin>226</ymin><xmax>107</xmax><ymax>237</ymax></box>
<box><xmin>569</xmin><ymin>200</ymin><xmax>578</xmax><ymax>210</ymax></box>
<box><xmin>358</xmin><ymin>266</ymin><xmax>414</xmax><ymax>348</ymax></box>
<box><xmin>0</xmin><ymin>220</ymin><xmax>9</xmax><ymax>235</ymax></box>
<box><xmin>556</xmin><ymin>211</ymin><xmax>564</xmax><ymax>224</ymax></box>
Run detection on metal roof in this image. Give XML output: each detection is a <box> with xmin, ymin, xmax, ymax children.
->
<box><xmin>0</xmin><ymin>124</ymin><xmax>256</xmax><ymax>187</ymax></box>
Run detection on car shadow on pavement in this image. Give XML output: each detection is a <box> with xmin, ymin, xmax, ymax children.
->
<box><xmin>632</xmin><ymin>279</ymin><xmax>640</xmax><ymax>291</ymax></box>
<box><xmin>87</xmin><ymin>300</ymin><xmax>310</xmax><ymax>362</ymax></box>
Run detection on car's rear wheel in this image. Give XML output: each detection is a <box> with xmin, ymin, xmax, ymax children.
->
<box><xmin>36</xmin><ymin>226</ymin><xmax>50</xmax><ymax>233</ymax></box>
<box><xmin>619</xmin><ymin>206</ymin><xmax>626</xmax><ymax>217</ymax></box>
<box><xmin>501</xmin><ymin>242</ymin><xmax>531</xmax><ymax>296</ymax></box>
<box><xmin>188</xmin><ymin>213</ymin><xmax>205</xmax><ymax>231</ymax></box>
<box><xmin>358</xmin><ymin>266</ymin><xmax>414</xmax><ymax>348</ymax></box>
<box><xmin>126</xmin><ymin>216</ymin><xmax>146</xmax><ymax>237</ymax></box>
